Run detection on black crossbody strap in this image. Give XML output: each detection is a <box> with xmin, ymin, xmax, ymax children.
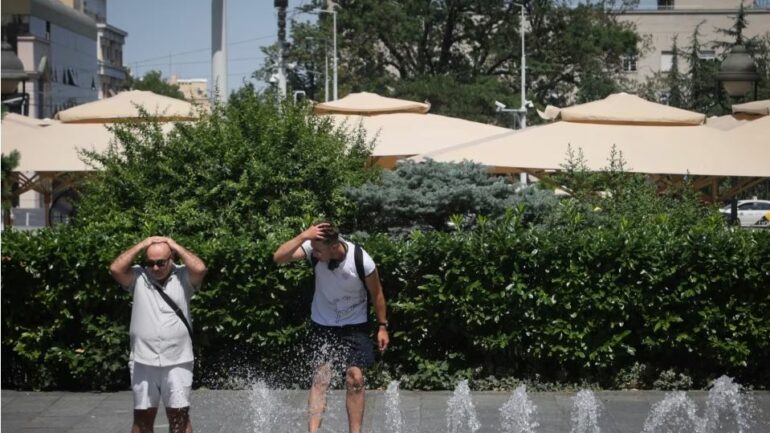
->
<box><xmin>354</xmin><ymin>244</ymin><xmax>368</xmax><ymax>290</ymax></box>
<box><xmin>149</xmin><ymin>279</ymin><xmax>193</xmax><ymax>339</ymax></box>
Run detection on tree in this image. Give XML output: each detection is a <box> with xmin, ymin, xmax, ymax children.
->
<box><xmin>264</xmin><ymin>0</ymin><xmax>641</xmax><ymax>124</ymax></box>
<box><xmin>666</xmin><ymin>36</ymin><xmax>685</xmax><ymax>108</ymax></box>
<box><xmin>684</xmin><ymin>22</ymin><xmax>722</xmax><ymax>116</ymax></box>
<box><xmin>123</xmin><ymin>70</ymin><xmax>186</xmax><ymax>100</ymax></box>
<box><xmin>2</xmin><ymin>150</ymin><xmax>20</xmax><ymax>225</ymax></box>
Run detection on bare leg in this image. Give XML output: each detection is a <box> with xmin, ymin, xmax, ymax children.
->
<box><xmin>309</xmin><ymin>363</ymin><xmax>332</xmax><ymax>433</ymax></box>
<box><xmin>132</xmin><ymin>408</ymin><xmax>158</xmax><ymax>433</ymax></box>
<box><xmin>166</xmin><ymin>407</ymin><xmax>192</xmax><ymax>433</ymax></box>
<box><xmin>345</xmin><ymin>367</ymin><xmax>365</xmax><ymax>433</ymax></box>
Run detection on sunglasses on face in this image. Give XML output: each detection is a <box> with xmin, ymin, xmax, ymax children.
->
<box><xmin>144</xmin><ymin>257</ymin><xmax>171</xmax><ymax>268</ymax></box>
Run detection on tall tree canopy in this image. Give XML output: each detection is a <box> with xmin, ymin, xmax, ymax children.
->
<box><xmin>122</xmin><ymin>70</ymin><xmax>186</xmax><ymax>100</ymax></box>
<box><xmin>261</xmin><ymin>0</ymin><xmax>641</xmax><ymax>124</ymax></box>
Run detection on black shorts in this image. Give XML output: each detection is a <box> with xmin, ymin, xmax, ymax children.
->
<box><xmin>308</xmin><ymin>321</ymin><xmax>375</xmax><ymax>371</ymax></box>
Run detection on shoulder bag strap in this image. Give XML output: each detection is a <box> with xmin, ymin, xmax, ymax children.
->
<box><xmin>149</xmin><ymin>279</ymin><xmax>193</xmax><ymax>340</ymax></box>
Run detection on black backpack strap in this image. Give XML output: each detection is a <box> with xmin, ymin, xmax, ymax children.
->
<box><xmin>149</xmin><ymin>279</ymin><xmax>193</xmax><ymax>340</ymax></box>
<box><xmin>354</xmin><ymin>244</ymin><xmax>368</xmax><ymax>290</ymax></box>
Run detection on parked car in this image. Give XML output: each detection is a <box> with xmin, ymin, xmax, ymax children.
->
<box><xmin>719</xmin><ymin>199</ymin><xmax>770</xmax><ymax>227</ymax></box>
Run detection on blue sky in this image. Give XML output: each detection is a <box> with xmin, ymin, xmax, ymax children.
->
<box><xmin>109</xmin><ymin>0</ymin><xmax>316</xmax><ymax>95</ymax></box>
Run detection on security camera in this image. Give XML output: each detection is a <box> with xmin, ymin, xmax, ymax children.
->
<box><xmin>525</xmin><ymin>100</ymin><xmax>534</xmax><ymax>108</ymax></box>
<box><xmin>269</xmin><ymin>73</ymin><xmax>279</xmax><ymax>84</ymax></box>
<box><xmin>494</xmin><ymin>100</ymin><xmax>506</xmax><ymax>110</ymax></box>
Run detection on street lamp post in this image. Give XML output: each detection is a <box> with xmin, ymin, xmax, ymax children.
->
<box><xmin>494</xmin><ymin>3</ymin><xmax>531</xmax><ymax>130</ymax></box>
<box><xmin>326</xmin><ymin>0</ymin><xmax>339</xmax><ymax>100</ymax></box>
<box><xmin>716</xmin><ymin>43</ymin><xmax>758</xmax><ymax>224</ymax></box>
<box><xmin>717</xmin><ymin>44</ymin><xmax>759</xmax><ymax>102</ymax></box>
<box><xmin>517</xmin><ymin>2</ymin><xmax>527</xmax><ymax>129</ymax></box>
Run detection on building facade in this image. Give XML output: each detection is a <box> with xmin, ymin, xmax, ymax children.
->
<box><xmin>618</xmin><ymin>0</ymin><xmax>770</xmax><ymax>82</ymax></box>
<box><xmin>169</xmin><ymin>75</ymin><xmax>210</xmax><ymax>108</ymax></box>
<box><xmin>2</xmin><ymin>0</ymin><xmax>98</xmax><ymax>119</ymax></box>
<box><xmin>1</xmin><ymin>0</ymin><xmax>127</xmax><ymax>229</ymax></box>
<box><xmin>59</xmin><ymin>0</ymin><xmax>128</xmax><ymax>98</ymax></box>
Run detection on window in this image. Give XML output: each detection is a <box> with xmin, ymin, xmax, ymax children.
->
<box><xmin>755</xmin><ymin>202</ymin><xmax>770</xmax><ymax>210</ymax></box>
<box><xmin>698</xmin><ymin>50</ymin><xmax>716</xmax><ymax>61</ymax></box>
<box><xmin>657</xmin><ymin>0</ymin><xmax>674</xmax><ymax>10</ymax></box>
<box><xmin>45</xmin><ymin>21</ymin><xmax>51</xmax><ymax>40</ymax></box>
<box><xmin>660</xmin><ymin>51</ymin><xmax>673</xmax><ymax>72</ymax></box>
<box><xmin>622</xmin><ymin>55</ymin><xmax>637</xmax><ymax>72</ymax></box>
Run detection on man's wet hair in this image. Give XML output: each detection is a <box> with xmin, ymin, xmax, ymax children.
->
<box><xmin>315</xmin><ymin>221</ymin><xmax>340</xmax><ymax>245</ymax></box>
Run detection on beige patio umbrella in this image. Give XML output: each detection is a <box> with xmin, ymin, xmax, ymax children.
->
<box><xmin>54</xmin><ymin>90</ymin><xmax>200</xmax><ymax>123</ymax></box>
<box><xmin>732</xmin><ymin>99</ymin><xmax>770</xmax><ymax>116</ymax></box>
<box><xmin>413</xmin><ymin>93</ymin><xmax>768</xmax><ymax>200</ymax></box>
<box><xmin>3</xmin><ymin>114</ymin><xmax>176</xmax><ymax>172</ymax></box>
<box><xmin>705</xmin><ymin>115</ymin><xmax>748</xmax><ymax>131</ymax></box>
<box><xmin>326</xmin><ymin>112</ymin><xmax>513</xmax><ymax>168</ymax></box>
<box><xmin>2</xmin><ymin>112</ymin><xmax>176</xmax><ymax>226</ymax></box>
<box><xmin>315</xmin><ymin>92</ymin><xmax>511</xmax><ymax>167</ymax></box>
<box><xmin>551</xmin><ymin>92</ymin><xmax>706</xmax><ymax>125</ymax></box>
<box><xmin>313</xmin><ymin>91</ymin><xmax>430</xmax><ymax>115</ymax></box>
<box><xmin>414</xmin><ymin>121</ymin><xmax>770</xmax><ymax>177</ymax></box>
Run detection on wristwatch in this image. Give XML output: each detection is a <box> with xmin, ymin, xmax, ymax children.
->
<box><xmin>378</xmin><ymin>321</ymin><xmax>389</xmax><ymax>329</ymax></box>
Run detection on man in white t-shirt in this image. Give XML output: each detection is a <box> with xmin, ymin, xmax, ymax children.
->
<box><xmin>110</xmin><ymin>236</ymin><xmax>207</xmax><ymax>433</ymax></box>
<box><xmin>273</xmin><ymin>222</ymin><xmax>390</xmax><ymax>433</ymax></box>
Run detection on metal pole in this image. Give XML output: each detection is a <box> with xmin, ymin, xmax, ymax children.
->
<box><xmin>211</xmin><ymin>0</ymin><xmax>228</xmax><ymax>104</ymax></box>
<box><xmin>324</xmin><ymin>43</ymin><xmax>330</xmax><ymax>102</ymax></box>
<box><xmin>276</xmin><ymin>2</ymin><xmax>288</xmax><ymax>98</ymax></box>
<box><xmin>518</xmin><ymin>4</ymin><xmax>526</xmax><ymax>129</ymax></box>
<box><xmin>331</xmin><ymin>2</ymin><xmax>338</xmax><ymax>100</ymax></box>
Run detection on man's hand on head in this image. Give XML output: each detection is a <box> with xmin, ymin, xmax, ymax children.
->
<box><xmin>302</xmin><ymin>223</ymin><xmax>331</xmax><ymax>242</ymax></box>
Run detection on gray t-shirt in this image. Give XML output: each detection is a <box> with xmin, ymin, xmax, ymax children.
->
<box><xmin>301</xmin><ymin>239</ymin><xmax>376</xmax><ymax>326</ymax></box>
<box><xmin>124</xmin><ymin>264</ymin><xmax>197</xmax><ymax>366</ymax></box>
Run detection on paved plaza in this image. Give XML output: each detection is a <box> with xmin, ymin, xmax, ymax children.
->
<box><xmin>2</xmin><ymin>388</ymin><xmax>770</xmax><ymax>433</ymax></box>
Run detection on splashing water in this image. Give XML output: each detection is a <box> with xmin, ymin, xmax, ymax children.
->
<box><xmin>570</xmin><ymin>389</ymin><xmax>602</xmax><ymax>433</ymax></box>
<box><xmin>500</xmin><ymin>384</ymin><xmax>539</xmax><ymax>433</ymax></box>
<box><xmin>703</xmin><ymin>375</ymin><xmax>755</xmax><ymax>433</ymax></box>
<box><xmin>248</xmin><ymin>380</ymin><xmax>282</xmax><ymax>433</ymax></box>
<box><xmin>447</xmin><ymin>380</ymin><xmax>481</xmax><ymax>433</ymax></box>
<box><xmin>641</xmin><ymin>391</ymin><xmax>705</xmax><ymax>433</ymax></box>
<box><xmin>385</xmin><ymin>380</ymin><xmax>405</xmax><ymax>433</ymax></box>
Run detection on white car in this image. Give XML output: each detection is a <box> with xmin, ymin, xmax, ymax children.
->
<box><xmin>720</xmin><ymin>199</ymin><xmax>770</xmax><ymax>227</ymax></box>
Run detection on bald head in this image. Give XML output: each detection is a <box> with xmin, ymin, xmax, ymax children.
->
<box><xmin>146</xmin><ymin>242</ymin><xmax>172</xmax><ymax>259</ymax></box>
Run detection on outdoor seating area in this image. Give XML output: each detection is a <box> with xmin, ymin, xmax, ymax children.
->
<box><xmin>3</xmin><ymin>90</ymin><xmax>769</xmax><ymax>227</ymax></box>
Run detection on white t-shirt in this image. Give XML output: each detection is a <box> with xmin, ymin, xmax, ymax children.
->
<box><xmin>124</xmin><ymin>264</ymin><xmax>198</xmax><ymax>366</ymax></box>
<box><xmin>301</xmin><ymin>239</ymin><xmax>376</xmax><ymax>326</ymax></box>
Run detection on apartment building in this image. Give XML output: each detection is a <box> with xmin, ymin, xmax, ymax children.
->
<box><xmin>60</xmin><ymin>0</ymin><xmax>128</xmax><ymax>98</ymax></box>
<box><xmin>2</xmin><ymin>0</ymin><xmax>98</xmax><ymax>118</ymax></box>
<box><xmin>1</xmin><ymin>0</ymin><xmax>127</xmax><ymax>118</ymax></box>
<box><xmin>618</xmin><ymin>0</ymin><xmax>770</xmax><ymax>81</ymax></box>
<box><xmin>169</xmin><ymin>75</ymin><xmax>210</xmax><ymax>108</ymax></box>
<box><xmin>1</xmin><ymin>0</ymin><xmax>127</xmax><ymax>228</ymax></box>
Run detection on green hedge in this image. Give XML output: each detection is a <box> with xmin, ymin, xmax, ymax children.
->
<box><xmin>3</xmin><ymin>208</ymin><xmax>769</xmax><ymax>390</ymax></box>
<box><xmin>2</xmin><ymin>90</ymin><xmax>769</xmax><ymax>390</ymax></box>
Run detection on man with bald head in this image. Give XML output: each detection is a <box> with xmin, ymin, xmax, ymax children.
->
<box><xmin>110</xmin><ymin>236</ymin><xmax>207</xmax><ymax>433</ymax></box>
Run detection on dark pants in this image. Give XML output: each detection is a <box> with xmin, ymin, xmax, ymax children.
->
<box><xmin>308</xmin><ymin>321</ymin><xmax>375</xmax><ymax>373</ymax></box>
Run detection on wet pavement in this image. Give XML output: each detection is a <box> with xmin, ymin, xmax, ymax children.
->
<box><xmin>2</xmin><ymin>388</ymin><xmax>769</xmax><ymax>432</ymax></box>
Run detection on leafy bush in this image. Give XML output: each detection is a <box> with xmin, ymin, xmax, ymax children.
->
<box><xmin>2</xmin><ymin>90</ymin><xmax>769</xmax><ymax>391</ymax></box>
<box><xmin>2</xmin><ymin>88</ymin><xmax>376</xmax><ymax>390</ymax></box>
<box><xmin>347</xmin><ymin>159</ymin><xmax>552</xmax><ymax>232</ymax></box>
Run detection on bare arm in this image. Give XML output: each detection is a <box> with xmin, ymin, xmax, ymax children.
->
<box><xmin>272</xmin><ymin>223</ymin><xmax>330</xmax><ymax>265</ymax></box>
<box><xmin>366</xmin><ymin>269</ymin><xmax>390</xmax><ymax>352</ymax></box>
<box><xmin>110</xmin><ymin>238</ymin><xmax>153</xmax><ymax>288</ymax></box>
<box><xmin>165</xmin><ymin>238</ymin><xmax>207</xmax><ymax>288</ymax></box>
